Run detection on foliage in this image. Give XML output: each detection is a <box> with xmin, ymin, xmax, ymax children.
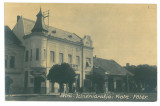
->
<box><xmin>124</xmin><ymin>64</ymin><xmax>157</xmax><ymax>93</ymax></box>
<box><xmin>88</xmin><ymin>67</ymin><xmax>106</xmax><ymax>93</ymax></box>
<box><xmin>47</xmin><ymin>63</ymin><xmax>76</xmax><ymax>93</ymax></box>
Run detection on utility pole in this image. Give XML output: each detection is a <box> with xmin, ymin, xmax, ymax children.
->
<box><xmin>43</xmin><ymin>10</ymin><xmax>50</xmax><ymax>27</ymax></box>
<box><xmin>127</xmin><ymin>75</ymin><xmax>129</xmax><ymax>92</ymax></box>
<box><xmin>43</xmin><ymin>9</ymin><xmax>50</xmax><ymax>93</ymax></box>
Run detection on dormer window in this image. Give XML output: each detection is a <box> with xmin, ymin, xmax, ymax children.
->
<box><xmin>68</xmin><ymin>35</ymin><xmax>72</xmax><ymax>38</ymax></box>
<box><xmin>52</xmin><ymin>30</ymin><xmax>56</xmax><ymax>33</ymax></box>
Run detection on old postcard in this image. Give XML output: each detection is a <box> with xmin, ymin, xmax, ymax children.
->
<box><xmin>4</xmin><ymin>3</ymin><xmax>157</xmax><ymax>101</ymax></box>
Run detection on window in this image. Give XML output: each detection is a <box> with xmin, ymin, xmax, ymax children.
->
<box><xmin>86</xmin><ymin>58</ymin><xmax>91</xmax><ymax>68</ymax></box>
<box><xmin>68</xmin><ymin>54</ymin><xmax>72</xmax><ymax>64</ymax></box>
<box><xmin>30</xmin><ymin>49</ymin><xmax>32</xmax><ymax>61</ymax></box>
<box><xmin>44</xmin><ymin>49</ymin><xmax>46</xmax><ymax>60</ymax></box>
<box><xmin>5</xmin><ymin>55</ymin><xmax>8</xmax><ymax>68</ymax></box>
<box><xmin>30</xmin><ymin>78</ymin><xmax>34</xmax><ymax>83</ymax></box>
<box><xmin>9</xmin><ymin>56</ymin><xmax>15</xmax><ymax>68</ymax></box>
<box><xmin>25</xmin><ymin>50</ymin><xmax>29</xmax><ymax>62</ymax></box>
<box><xmin>36</xmin><ymin>48</ymin><xmax>39</xmax><ymax>60</ymax></box>
<box><xmin>50</xmin><ymin>51</ymin><xmax>55</xmax><ymax>62</ymax></box>
<box><xmin>52</xmin><ymin>30</ymin><xmax>56</xmax><ymax>33</ymax></box>
<box><xmin>24</xmin><ymin>71</ymin><xmax>28</xmax><ymax>88</ymax></box>
<box><xmin>59</xmin><ymin>53</ymin><xmax>63</xmax><ymax>64</ymax></box>
<box><xmin>76</xmin><ymin>56</ymin><xmax>80</xmax><ymax>66</ymax></box>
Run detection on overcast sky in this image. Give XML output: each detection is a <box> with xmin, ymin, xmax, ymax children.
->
<box><xmin>4</xmin><ymin>3</ymin><xmax>157</xmax><ymax>66</ymax></box>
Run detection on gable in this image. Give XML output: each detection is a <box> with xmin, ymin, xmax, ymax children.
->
<box><xmin>83</xmin><ymin>35</ymin><xmax>92</xmax><ymax>47</ymax></box>
<box><xmin>5</xmin><ymin>26</ymin><xmax>22</xmax><ymax>46</ymax></box>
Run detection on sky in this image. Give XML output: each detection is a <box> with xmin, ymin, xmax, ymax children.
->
<box><xmin>4</xmin><ymin>3</ymin><xmax>157</xmax><ymax>66</ymax></box>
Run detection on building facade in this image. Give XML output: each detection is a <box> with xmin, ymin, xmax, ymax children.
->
<box><xmin>92</xmin><ymin>57</ymin><xmax>134</xmax><ymax>93</ymax></box>
<box><xmin>10</xmin><ymin>8</ymin><xmax>93</xmax><ymax>94</ymax></box>
<box><xmin>5</xmin><ymin>26</ymin><xmax>25</xmax><ymax>94</ymax></box>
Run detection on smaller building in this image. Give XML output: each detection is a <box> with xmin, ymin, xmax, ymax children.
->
<box><xmin>5</xmin><ymin>26</ymin><xmax>25</xmax><ymax>94</ymax></box>
<box><xmin>84</xmin><ymin>57</ymin><xmax>134</xmax><ymax>93</ymax></box>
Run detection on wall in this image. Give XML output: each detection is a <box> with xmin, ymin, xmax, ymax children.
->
<box><xmin>5</xmin><ymin>44</ymin><xmax>24</xmax><ymax>94</ymax></box>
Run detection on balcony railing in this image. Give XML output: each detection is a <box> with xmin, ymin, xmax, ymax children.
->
<box><xmin>69</xmin><ymin>64</ymin><xmax>79</xmax><ymax>71</ymax></box>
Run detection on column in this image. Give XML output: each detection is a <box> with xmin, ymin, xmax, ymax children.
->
<box><xmin>105</xmin><ymin>81</ymin><xmax>108</xmax><ymax>93</ymax></box>
<box><xmin>46</xmin><ymin>68</ymin><xmax>50</xmax><ymax>94</ymax></box>
<box><xmin>49</xmin><ymin>82</ymin><xmax>52</xmax><ymax>92</ymax></box>
<box><xmin>126</xmin><ymin>76</ymin><xmax>129</xmax><ymax>92</ymax></box>
<box><xmin>51</xmin><ymin>82</ymin><xmax>55</xmax><ymax>92</ymax></box>
<box><xmin>114</xmin><ymin>79</ymin><xmax>117</xmax><ymax>91</ymax></box>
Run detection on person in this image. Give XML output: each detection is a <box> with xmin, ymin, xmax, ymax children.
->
<box><xmin>5</xmin><ymin>76</ymin><xmax>13</xmax><ymax>95</ymax></box>
<box><xmin>72</xmin><ymin>82</ymin><xmax>76</xmax><ymax>93</ymax></box>
<box><xmin>64</xmin><ymin>84</ymin><xmax>67</xmax><ymax>93</ymax></box>
<box><xmin>122</xmin><ymin>82</ymin><xmax>126</xmax><ymax>92</ymax></box>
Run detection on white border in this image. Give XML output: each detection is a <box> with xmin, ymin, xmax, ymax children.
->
<box><xmin>0</xmin><ymin>0</ymin><xmax>159</xmax><ymax>106</ymax></box>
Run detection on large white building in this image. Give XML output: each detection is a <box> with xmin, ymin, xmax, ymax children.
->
<box><xmin>8</xmin><ymin>8</ymin><xmax>93</xmax><ymax>94</ymax></box>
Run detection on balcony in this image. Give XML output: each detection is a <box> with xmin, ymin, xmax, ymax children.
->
<box><xmin>69</xmin><ymin>64</ymin><xmax>79</xmax><ymax>71</ymax></box>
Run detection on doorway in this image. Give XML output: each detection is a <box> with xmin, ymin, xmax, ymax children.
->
<box><xmin>34</xmin><ymin>76</ymin><xmax>41</xmax><ymax>93</ymax></box>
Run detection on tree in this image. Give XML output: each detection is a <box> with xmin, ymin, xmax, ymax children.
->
<box><xmin>47</xmin><ymin>63</ymin><xmax>76</xmax><ymax>93</ymax></box>
<box><xmin>88</xmin><ymin>67</ymin><xmax>105</xmax><ymax>93</ymax></box>
<box><xmin>124</xmin><ymin>64</ymin><xmax>157</xmax><ymax>93</ymax></box>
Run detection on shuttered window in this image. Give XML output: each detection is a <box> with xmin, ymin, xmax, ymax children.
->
<box><xmin>10</xmin><ymin>56</ymin><xmax>15</xmax><ymax>68</ymax></box>
<box><xmin>30</xmin><ymin>49</ymin><xmax>32</xmax><ymax>61</ymax></box>
<box><xmin>50</xmin><ymin>51</ymin><xmax>55</xmax><ymax>62</ymax></box>
<box><xmin>25</xmin><ymin>50</ymin><xmax>29</xmax><ymax>62</ymax></box>
<box><xmin>59</xmin><ymin>53</ymin><xmax>63</xmax><ymax>64</ymax></box>
<box><xmin>68</xmin><ymin>54</ymin><xmax>72</xmax><ymax>64</ymax></box>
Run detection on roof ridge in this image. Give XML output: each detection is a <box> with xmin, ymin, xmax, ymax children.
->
<box><xmin>22</xmin><ymin>17</ymin><xmax>26</xmax><ymax>36</ymax></box>
<box><xmin>73</xmin><ymin>33</ymin><xmax>82</xmax><ymax>40</ymax></box>
<box><xmin>94</xmin><ymin>56</ymin><xmax>115</xmax><ymax>62</ymax></box>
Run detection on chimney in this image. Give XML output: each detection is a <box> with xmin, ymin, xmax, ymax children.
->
<box><xmin>17</xmin><ymin>16</ymin><xmax>20</xmax><ymax>22</ymax></box>
<box><xmin>126</xmin><ymin>63</ymin><xmax>130</xmax><ymax>67</ymax></box>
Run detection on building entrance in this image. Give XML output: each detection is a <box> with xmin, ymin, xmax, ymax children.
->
<box><xmin>34</xmin><ymin>76</ymin><xmax>42</xmax><ymax>93</ymax></box>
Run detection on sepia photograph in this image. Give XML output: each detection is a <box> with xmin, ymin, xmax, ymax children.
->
<box><xmin>4</xmin><ymin>3</ymin><xmax>157</xmax><ymax>101</ymax></box>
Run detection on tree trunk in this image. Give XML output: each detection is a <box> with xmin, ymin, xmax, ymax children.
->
<box><xmin>59</xmin><ymin>83</ymin><xmax>63</xmax><ymax>95</ymax></box>
<box><xmin>69</xmin><ymin>83</ymin><xmax>72</xmax><ymax>93</ymax></box>
<box><xmin>52</xmin><ymin>82</ymin><xmax>55</xmax><ymax>92</ymax></box>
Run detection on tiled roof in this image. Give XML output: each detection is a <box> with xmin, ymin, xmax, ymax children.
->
<box><xmin>5</xmin><ymin>26</ymin><xmax>22</xmax><ymax>45</ymax></box>
<box><xmin>93</xmin><ymin>57</ymin><xmax>134</xmax><ymax>76</ymax></box>
<box><xmin>22</xmin><ymin>18</ymin><xmax>82</xmax><ymax>43</ymax></box>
